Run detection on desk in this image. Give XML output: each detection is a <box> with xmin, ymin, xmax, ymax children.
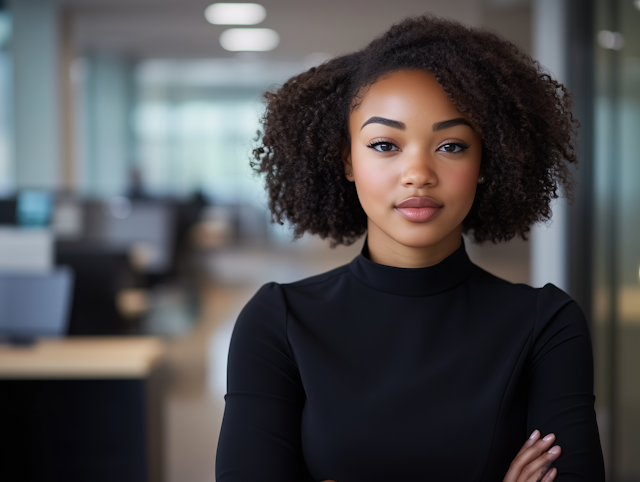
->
<box><xmin>0</xmin><ymin>338</ymin><xmax>165</xmax><ymax>482</ymax></box>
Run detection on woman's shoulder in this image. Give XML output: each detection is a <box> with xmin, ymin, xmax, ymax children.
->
<box><xmin>468</xmin><ymin>264</ymin><xmax>586</xmax><ymax>330</ymax></box>
<box><xmin>282</xmin><ymin>263</ymin><xmax>352</xmax><ymax>290</ymax></box>
<box><xmin>239</xmin><ymin>263</ymin><xmax>352</xmax><ymax>321</ymax></box>
<box><xmin>232</xmin><ymin>282</ymin><xmax>289</xmax><ymax>344</ymax></box>
<box><xmin>469</xmin><ymin>263</ymin><xmax>571</xmax><ymax>300</ymax></box>
<box><xmin>531</xmin><ymin>283</ymin><xmax>589</xmax><ymax>344</ymax></box>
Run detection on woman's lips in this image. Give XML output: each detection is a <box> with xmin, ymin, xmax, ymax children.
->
<box><xmin>395</xmin><ymin>197</ymin><xmax>442</xmax><ymax>222</ymax></box>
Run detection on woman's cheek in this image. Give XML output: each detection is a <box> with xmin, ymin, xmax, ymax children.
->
<box><xmin>445</xmin><ymin>166</ymin><xmax>480</xmax><ymax>208</ymax></box>
<box><xmin>353</xmin><ymin>159</ymin><xmax>396</xmax><ymax>211</ymax></box>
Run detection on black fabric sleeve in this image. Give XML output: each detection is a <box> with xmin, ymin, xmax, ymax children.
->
<box><xmin>527</xmin><ymin>284</ymin><xmax>605</xmax><ymax>481</ymax></box>
<box><xmin>215</xmin><ymin>283</ymin><xmax>309</xmax><ymax>482</ymax></box>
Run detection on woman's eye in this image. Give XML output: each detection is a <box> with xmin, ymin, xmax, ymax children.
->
<box><xmin>438</xmin><ymin>143</ymin><xmax>468</xmax><ymax>153</ymax></box>
<box><xmin>368</xmin><ymin>142</ymin><xmax>398</xmax><ymax>152</ymax></box>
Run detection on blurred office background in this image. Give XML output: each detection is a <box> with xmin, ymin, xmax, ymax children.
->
<box><xmin>0</xmin><ymin>0</ymin><xmax>637</xmax><ymax>481</ymax></box>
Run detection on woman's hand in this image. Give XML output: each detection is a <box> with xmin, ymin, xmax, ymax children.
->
<box><xmin>503</xmin><ymin>430</ymin><xmax>562</xmax><ymax>482</ymax></box>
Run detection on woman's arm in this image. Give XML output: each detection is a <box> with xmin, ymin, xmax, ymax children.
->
<box><xmin>321</xmin><ymin>430</ymin><xmax>562</xmax><ymax>482</ymax></box>
<box><xmin>525</xmin><ymin>285</ymin><xmax>605</xmax><ymax>481</ymax></box>
<box><xmin>216</xmin><ymin>283</ymin><xmax>311</xmax><ymax>481</ymax></box>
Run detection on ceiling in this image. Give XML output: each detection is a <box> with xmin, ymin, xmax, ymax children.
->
<box><xmin>63</xmin><ymin>0</ymin><xmax>487</xmax><ymax>60</ymax></box>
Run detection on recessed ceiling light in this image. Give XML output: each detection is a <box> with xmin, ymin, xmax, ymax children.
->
<box><xmin>205</xmin><ymin>3</ymin><xmax>266</xmax><ymax>25</ymax></box>
<box><xmin>220</xmin><ymin>28</ymin><xmax>279</xmax><ymax>51</ymax></box>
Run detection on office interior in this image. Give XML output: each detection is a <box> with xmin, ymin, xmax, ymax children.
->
<box><xmin>0</xmin><ymin>0</ymin><xmax>637</xmax><ymax>480</ymax></box>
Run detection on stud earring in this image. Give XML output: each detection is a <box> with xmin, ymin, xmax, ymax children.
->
<box><xmin>478</xmin><ymin>176</ymin><xmax>485</xmax><ymax>184</ymax></box>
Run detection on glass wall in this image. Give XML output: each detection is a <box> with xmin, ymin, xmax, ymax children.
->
<box><xmin>138</xmin><ymin>59</ymin><xmax>309</xmax><ymax>202</ymax></box>
<box><xmin>76</xmin><ymin>57</ymin><xmax>316</xmax><ymax>205</ymax></box>
<box><xmin>72</xmin><ymin>56</ymin><xmax>324</xmax><ymax>245</ymax></box>
<box><xmin>0</xmin><ymin>8</ymin><xmax>12</xmax><ymax>195</ymax></box>
<box><xmin>593</xmin><ymin>0</ymin><xmax>640</xmax><ymax>480</ymax></box>
<box><xmin>134</xmin><ymin>89</ymin><xmax>261</xmax><ymax>203</ymax></box>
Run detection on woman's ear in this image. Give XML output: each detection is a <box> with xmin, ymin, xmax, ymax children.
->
<box><xmin>342</xmin><ymin>143</ymin><xmax>355</xmax><ymax>182</ymax></box>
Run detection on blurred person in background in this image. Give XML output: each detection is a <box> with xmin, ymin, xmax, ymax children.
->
<box><xmin>216</xmin><ymin>14</ymin><xmax>604</xmax><ymax>482</ymax></box>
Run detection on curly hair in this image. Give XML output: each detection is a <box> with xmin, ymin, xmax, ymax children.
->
<box><xmin>252</xmin><ymin>14</ymin><xmax>578</xmax><ymax>246</ymax></box>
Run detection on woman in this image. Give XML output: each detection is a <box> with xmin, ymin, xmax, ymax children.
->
<box><xmin>216</xmin><ymin>15</ymin><xmax>605</xmax><ymax>482</ymax></box>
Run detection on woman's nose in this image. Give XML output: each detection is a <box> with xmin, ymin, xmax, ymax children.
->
<box><xmin>400</xmin><ymin>153</ymin><xmax>437</xmax><ymax>188</ymax></box>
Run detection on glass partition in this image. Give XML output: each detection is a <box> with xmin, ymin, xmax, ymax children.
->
<box><xmin>593</xmin><ymin>0</ymin><xmax>640</xmax><ymax>479</ymax></box>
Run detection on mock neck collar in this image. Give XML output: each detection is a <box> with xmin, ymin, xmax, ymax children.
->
<box><xmin>349</xmin><ymin>238</ymin><xmax>474</xmax><ymax>297</ymax></box>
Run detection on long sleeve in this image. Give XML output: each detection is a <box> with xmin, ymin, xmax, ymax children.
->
<box><xmin>527</xmin><ymin>284</ymin><xmax>605</xmax><ymax>481</ymax></box>
<box><xmin>215</xmin><ymin>283</ymin><xmax>309</xmax><ymax>482</ymax></box>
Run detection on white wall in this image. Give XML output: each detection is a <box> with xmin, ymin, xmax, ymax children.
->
<box><xmin>529</xmin><ymin>0</ymin><xmax>569</xmax><ymax>290</ymax></box>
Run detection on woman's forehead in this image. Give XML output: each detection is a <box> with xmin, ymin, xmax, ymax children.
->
<box><xmin>350</xmin><ymin>70</ymin><xmax>464</xmax><ymax>128</ymax></box>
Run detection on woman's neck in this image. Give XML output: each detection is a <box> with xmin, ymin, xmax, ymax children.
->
<box><xmin>366</xmin><ymin>222</ymin><xmax>463</xmax><ymax>269</ymax></box>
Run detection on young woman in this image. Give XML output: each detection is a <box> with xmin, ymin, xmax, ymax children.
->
<box><xmin>216</xmin><ymin>15</ymin><xmax>605</xmax><ymax>482</ymax></box>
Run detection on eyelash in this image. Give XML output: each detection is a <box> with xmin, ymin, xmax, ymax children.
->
<box><xmin>366</xmin><ymin>140</ymin><xmax>398</xmax><ymax>152</ymax></box>
<box><xmin>438</xmin><ymin>141</ymin><xmax>470</xmax><ymax>153</ymax></box>
<box><xmin>365</xmin><ymin>140</ymin><xmax>471</xmax><ymax>153</ymax></box>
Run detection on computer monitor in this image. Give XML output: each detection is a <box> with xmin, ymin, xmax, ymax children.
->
<box><xmin>82</xmin><ymin>199</ymin><xmax>175</xmax><ymax>274</ymax></box>
<box><xmin>17</xmin><ymin>190</ymin><xmax>53</xmax><ymax>227</ymax></box>
<box><xmin>0</xmin><ymin>227</ymin><xmax>53</xmax><ymax>273</ymax></box>
<box><xmin>0</xmin><ymin>267</ymin><xmax>74</xmax><ymax>344</ymax></box>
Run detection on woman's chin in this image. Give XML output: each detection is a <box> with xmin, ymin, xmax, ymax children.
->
<box><xmin>383</xmin><ymin>229</ymin><xmax>459</xmax><ymax>251</ymax></box>
<box><xmin>367</xmin><ymin>213</ymin><xmax>464</xmax><ymax>251</ymax></box>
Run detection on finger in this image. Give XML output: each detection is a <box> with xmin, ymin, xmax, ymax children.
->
<box><xmin>541</xmin><ymin>468</ymin><xmax>557</xmax><ymax>482</ymax></box>
<box><xmin>504</xmin><ymin>435</ymin><xmax>557</xmax><ymax>482</ymax></box>
<box><xmin>516</xmin><ymin>430</ymin><xmax>540</xmax><ymax>457</ymax></box>
<box><xmin>513</xmin><ymin>433</ymin><xmax>556</xmax><ymax>469</ymax></box>
<box><xmin>520</xmin><ymin>446</ymin><xmax>562</xmax><ymax>482</ymax></box>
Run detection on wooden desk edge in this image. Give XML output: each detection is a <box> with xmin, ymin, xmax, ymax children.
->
<box><xmin>0</xmin><ymin>337</ymin><xmax>165</xmax><ymax>379</ymax></box>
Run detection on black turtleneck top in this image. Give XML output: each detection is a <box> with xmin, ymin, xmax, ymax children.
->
<box><xmin>216</xmin><ymin>243</ymin><xmax>605</xmax><ymax>482</ymax></box>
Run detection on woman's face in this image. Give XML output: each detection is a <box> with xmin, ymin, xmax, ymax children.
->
<box><xmin>345</xmin><ymin>69</ymin><xmax>482</xmax><ymax>267</ymax></box>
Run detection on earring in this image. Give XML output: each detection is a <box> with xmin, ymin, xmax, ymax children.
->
<box><xmin>478</xmin><ymin>176</ymin><xmax>485</xmax><ymax>184</ymax></box>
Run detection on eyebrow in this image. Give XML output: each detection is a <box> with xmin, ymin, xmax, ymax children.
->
<box><xmin>432</xmin><ymin>118</ymin><xmax>474</xmax><ymax>132</ymax></box>
<box><xmin>361</xmin><ymin>116</ymin><xmax>406</xmax><ymax>131</ymax></box>
<box><xmin>361</xmin><ymin>116</ymin><xmax>474</xmax><ymax>132</ymax></box>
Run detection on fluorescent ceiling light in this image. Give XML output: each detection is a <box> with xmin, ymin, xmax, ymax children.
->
<box><xmin>220</xmin><ymin>28</ymin><xmax>279</xmax><ymax>51</ymax></box>
<box><xmin>205</xmin><ymin>3</ymin><xmax>266</xmax><ymax>25</ymax></box>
